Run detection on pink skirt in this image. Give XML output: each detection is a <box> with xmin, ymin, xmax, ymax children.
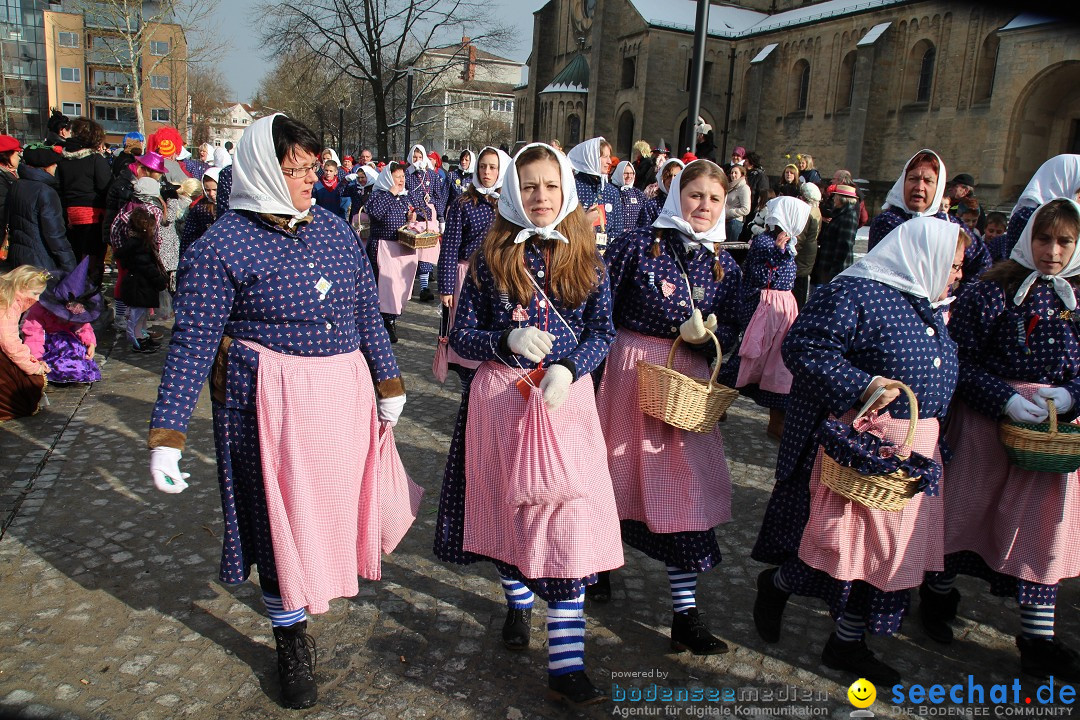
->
<box><xmin>377</xmin><ymin>240</ymin><xmax>417</xmax><ymax>315</ymax></box>
<box><xmin>736</xmin><ymin>289</ymin><xmax>797</xmax><ymax>394</ymax></box>
<box><xmin>463</xmin><ymin>362</ymin><xmax>624</xmax><ymax>579</ymax></box>
<box><xmin>447</xmin><ymin>259</ymin><xmax>480</xmax><ymax>371</ymax></box>
<box><xmin>798</xmin><ymin>409</ymin><xmax>943</xmax><ymax>592</ymax></box>
<box><xmin>595</xmin><ymin>329</ymin><xmax>731</xmax><ymax>533</ymax></box>
<box><xmin>944</xmin><ymin>381</ymin><xmax>1080</xmax><ymax>585</ymax></box>
<box><xmin>246</xmin><ymin>341</ymin><xmax>381</xmax><ymax>614</ymax></box>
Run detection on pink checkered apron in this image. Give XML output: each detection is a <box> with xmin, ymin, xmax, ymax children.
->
<box><xmin>446</xmin><ymin>259</ymin><xmax>480</xmax><ymax>370</ymax></box>
<box><xmin>377</xmin><ymin>239</ymin><xmax>418</xmax><ymax>315</ymax></box>
<box><xmin>736</xmin><ymin>288</ymin><xmax>798</xmax><ymax>394</ymax></box>
<box><xmin>943</xmin><ymin>381</ymin><xmax>1080</xmax><ymax>584</ymax></box>
<box><xmin>463</xmin><ymin>361</ymin><xmax>625</xmax><ymax>579</ymax></box>
<box><xmin>595</xmin><ymin>329</ymin><xmax>731</xmax><ymax>533</ymax></box>
<box><xmin>244</xmin><ymin>341</ymin><xmax>382</xmax><ymax>613</ymax></box>
<box><xmin>798</xmin><ymin>408</ymin><xmax>943</xmax><ymax>592</ymax></box>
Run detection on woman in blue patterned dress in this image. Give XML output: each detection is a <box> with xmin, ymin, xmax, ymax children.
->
<box><xmin>928</xmin><ymin>198</ymin><xmax>1080</xmax><ymax>681</ymax></box>
<box><xmin>611</xmin><ymin>160</ymin><xmax>647</xmax><ymax>229</ymax></box>
<box><xmin>365</xmin><ymin>162</ymin><xmax>412</xmax><ymax>342</ymax></box>
<box><xmin>752</xmin><ymin>216</ymin><xmax>966</xmax><ymax>686</ymax></box>
<box><xmin>637</xmin><ymin>158</ymin><xmax>685</xmax><ymax>228</ymax></box>
<box><xmin>446</xmin><ymin>149</ymin><xmax>475</xmax><ymax>205</ymax></box>
<box><xmin>999</xmin><ymin>156</ymin><xmax>1080</xmax><ymax>261</ymax></box>
<box><xmin>433</xmin><ymin>143</ymin><xmax>620</xmax><ymax>706</ymax></box>
<box><xmin>567</xmin><ymin>137</ymin><xmax>624</xmax><ymax>257</ymax></box>
<box><xmin>146</xmin><ymin>114</ymin><xmax>405</xmax><ymax>710</ymax></box>
<box><xmin>405</xmin><ymin>144</ymin><xmax>445</xmax><ymax>302</ymax></box>
<box><xmin>595</xmin><ymin>159</ymin><xmax>742</xmax><ymax>655</ymax></box>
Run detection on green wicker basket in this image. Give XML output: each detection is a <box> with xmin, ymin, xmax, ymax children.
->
<box><xmin>999</xmin><ymin>399</ymin><xmax>1080</xmax><ymax>474</ymax></box>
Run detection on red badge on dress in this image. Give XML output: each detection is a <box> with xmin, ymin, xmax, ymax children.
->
<box><xmin>661</xmin><ymin>279</ymin><xmax>676</xmax><ymax>298</ymax></box>
<box><xmin>512</xmin><ymin>304</ymin><xmax>530</xmax><ymax>322</ymax></box>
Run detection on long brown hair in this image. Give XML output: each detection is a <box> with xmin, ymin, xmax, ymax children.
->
<box><xmin>471</xmin><ymin>147</ymin><xmax>604</xmax><ymax>308</ymax></box>
<box><xmin>981</xmin><ymin>199</ymin><xmax>1080</xmax><ymax>296</ymax></box>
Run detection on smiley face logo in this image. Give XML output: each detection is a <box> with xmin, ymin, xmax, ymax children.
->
<box><xmin>848</xmin><ymin>678</ymin><xmax>876</xmax><ymax>708</ymax></box>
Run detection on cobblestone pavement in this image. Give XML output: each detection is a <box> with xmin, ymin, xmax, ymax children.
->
<box><xmin>1</xmin><ymin>294</ymin><xmax>1078</xmax><ymax>720</ymax></box>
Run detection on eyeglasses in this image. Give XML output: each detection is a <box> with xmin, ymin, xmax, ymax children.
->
<box><xmin>280</xmin><ymin>162</ymin><xmax>321</xmax><ymax>178</ymax></box>
<box><xmin>950</xmin><ymin>263</ymin><xmax>963</xmax><ymax>272</ymax></box>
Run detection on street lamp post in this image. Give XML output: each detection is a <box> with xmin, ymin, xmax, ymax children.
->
<box><xmin>404</xmin><ymin>67</ymin><xmax>414</xmax><ymax>155</ymax></box>
<box><xmin>338</xmin><ymin>98</ymin><xmax>345</xmax><ymax>159</ymax></box>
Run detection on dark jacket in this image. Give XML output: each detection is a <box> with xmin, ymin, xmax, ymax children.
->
<box><xmin>112</xmin><ymin>151</ymin><xmax>139</xmax><ymax>178</ymax></box>
<box><xmin>7</xmin><ymin>166</ymin><xmax>76</xmax><ymax>271</ymax></box>
<box><xmin>0</xmin><ymin>167</ymin><xmax>17</xmax><ymax>243</ymax></box>
<box><xmin>747</xmin><ymin>167</ymin><xmax>770</xmax><ymax>213</ymax></box>
<box><xmin>811</xmin><ymin>200</ymin><xmax>859</xmax><ymax>285</ymax></box>
<box><xmin>634</xmin><ymin>156</ymin><xmax>659</xmax><ymax>191</ymax></box>
<box><xmin>115</xmin><ymin>241</ymin><xmax>167</xmax><ymax>308</ymax></box>
<box><xmin>56</xmin><ymin>145</ymin><xmax>111</xmax><ymax>210</ymax></box>
<box><xmin>103</xmin><ymin>166</ymin><xmax>136</xmax><ymax>242</ymax></box>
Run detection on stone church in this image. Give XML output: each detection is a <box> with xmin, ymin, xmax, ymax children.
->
<box><xmin>513</xmin><ymin>0</ymin><xmax>1080</xmax><ymax>208</ymax></box>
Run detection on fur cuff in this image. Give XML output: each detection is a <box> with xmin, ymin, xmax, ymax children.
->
<box><xmin>147</xmin><ymin>428</ymin><xmax>186</xmax><ymax>451</ymax></box>
<box><xmin>376</xmin><ymin>376</ymin><xmax>405</xmax><ymax>399</ymax></box>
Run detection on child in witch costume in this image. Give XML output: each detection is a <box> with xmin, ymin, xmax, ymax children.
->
<box><xmin>434</xmin><ymin>143</ymin><xmax>621</xmax><ymax>706</ymax></box>
<box><xmin>22</xmin><ymin>256</ymin><xmax>102</xmax><ymax>383</ymax></box>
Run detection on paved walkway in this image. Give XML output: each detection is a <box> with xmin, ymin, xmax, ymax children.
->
<box><xmin>0</xmin><ymin>297</ymin><xmax>1076</xmax><ymax>720</ymax></box>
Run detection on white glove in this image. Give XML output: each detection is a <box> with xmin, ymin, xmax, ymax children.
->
<box><xmin>678</xmin><ymin>309</ymin><xmax>718</xmax><ymax>344</ymax></box>
<box><xmin>345</xmin><ymin>173</ymin><xmax>359</xmax><ymax>182</ymax></box>
<box><xmin>378</xmin><ymin>394</ymin><xmax>406</xmax><ymax>426</ymax></box>
<box><xmin>1005</xmin><ymin>394</ymin><xmax>1049</xmax><ymax>423</ymax></box>
<box><xmin>150</xmin><ymin>446</ymin><xmax>190</xmax><ymax>494</ymax></box>
<box><xmin>507</xmin><ymin>327</ymin><xmax>555</xmax><ymax>363</ymax></box>
<box><xmin>439</xmin><ymin>221</ymin><xmax>446</xmax><ymax>233</ymax></box>
<box><xmin>1033</xmin><ymin>386</ymin><xmax>1074</xmax><ymax>414</ymax></box>
<box><xmin>539</xmin><ymin>364</ymin><xmax>573</xmax><ymax>412</ymax></box>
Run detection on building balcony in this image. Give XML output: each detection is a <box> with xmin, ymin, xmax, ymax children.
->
<box><xmin>87</xmin><ymin>83</ymin><xmax>134</xmax><ymax>100</ymax></box>
<box><xmin>98</xmin><ymin>119</ymin><xmax>139</xmax><ymax>134</ymax></box>
<box><xmin>86</xmin><ymin>50</ymin><xmax>133</xmax><ymax>66</ymax></box>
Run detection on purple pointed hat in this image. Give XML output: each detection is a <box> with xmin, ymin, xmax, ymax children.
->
<box><xmin>37</xmin><ymin>257</ymin><xmax>103</xmax><ymax>323</ymax></box>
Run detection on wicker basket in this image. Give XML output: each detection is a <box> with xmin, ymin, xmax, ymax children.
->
<box><xmin>397</xmin><ymin>226</ymin><xmax>441</xmax><ymax>249</ymax></box>
<box><xmin>636</xmin><ymin>329</ymin><xmax>739</xmax><ymax>434</ymax></box>
<box><xmin>999</xmin><ymin>399</ymin><xmax>1080</xmax><ymax>473</ymax></box>
<box><xmin>820</xmin><ymin>382</ymin><xmax>921</xmax><ymax>512</ymax></box>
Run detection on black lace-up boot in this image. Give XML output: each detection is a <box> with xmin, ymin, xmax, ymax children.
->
<box><xmin>670</xmin><ymin>607</ymin><xmax>728</xmax><ymax>655</ymax></box>
<box><xmin>273</xmin><ymin>621</ymin><xmax>317</xmax><ymax>709</ymax></box>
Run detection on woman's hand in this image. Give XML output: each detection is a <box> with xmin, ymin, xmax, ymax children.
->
<box><xmin>775</xmin><ymin>231</ymin><xmax>790</xmax><ymax>250</ymax></box>
<box><xmin>859</xmin><ymin>376</ymin><xmax>901</xmax><ymax>414</ymax></box>
<box><xmin>440</xmin><ymin>294</ymin><xmax>454</xmax><ymax>308</ymax></box>
<box><xmin>86</xmin><ymin>344</ymin><xmax>96</xmax><ymax>361</ymax></box>
<box><xmin>584</xmin><ymin>204</ymin><xmax>600</xmax><ymax>226</ymax></box>
<box><xmin>407</xmin><ymin>207</ymin><xmax>416</xmax><ymax>223</ymax></box>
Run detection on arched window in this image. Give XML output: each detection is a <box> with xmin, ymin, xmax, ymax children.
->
<box><xmin>837</xmin><ymin>50</ymin><xmax>856</xmax><ymax>110</ymax></box>
<box><xmin>739</xmin><ymin>67</ymin><xmax>752</xmax><ymax>119</ymax></box>
<box><xmin>790</xmin><ymin>59</ymin><xmax>811</xmax><ymax>113</ymax></box>
<box><xmin>621</xmin><ymin>57</ymin><xmax>636</xmax><ymax>89</ymax></box>
<box><xmin>616</xmin><ymin>110</ymin><xmax>635</xmax><ymax>158</ymax></box>
<box><xmin>973</xmin><ymin>31</ymin><xmax>999</xmax><ymax>102</ymax></box>
<box><xmin>566</xmin><ymin>114</ymin><xmax>581</xmax><ymax>146</ymax></box>
<box><xmin>916</xmin><ymin>44</ymin><xmax>935</xmax><ymax>102</ymax></box>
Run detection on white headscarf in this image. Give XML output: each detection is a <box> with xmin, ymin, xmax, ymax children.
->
<box><xmin>657</xmin><ymin>158</ymin><xmax>685</xmax><ymax>194</ymax></box>
<box><xmin>882</xmin><ymin>148</ymin><xmax>947</xmax><ymax>217</ymax></box>
<box><xmin>229</xmin><ymin>113</ymin><xmax>311</xmax><ymax>222</ymax></box>
<box><xmin>459</xmin><ymin>150</ymin><xmax>476</xmax><ymax>176</ymax></box>
<box><xmin>498</xmin><ymin>142</ymin><xmax>579</xmax><ymax>245</ymax></box>
<box><xmin>1009</xmin><ymin>198</ymin><xmax>1080</xmax><ymax>310</ymax></box>
<box><xmin>373</xmin><ymin>163</ymin><xmax>408</xmax><ymax>196</ymax></box>
<box><xmin>212</xmin><ymin>146</ymin><xmax>232</xmax><ymax>168</ymax></box>
<box><xmin>323</xmin><ymin>148</ymin><xmax>341</xmax><ymax>166</ymax></box>
<box><xmin>470</xmin><ymin>146</ymin><xmax>512</xmax><ymax>198</ymax></box>
<box><xmin>409</xmin><ymin>143</ymin><xmax>432</xmax><ymax>173</ymax></box>
<box><xmin>764</xmin><ymin>195</ymin><xmax>812</xmax><ymax>255</ymax></box>
<box><xmin>612</xmin><ymin>160</ymin><xmax>635</xmax><ymax>190</ymax></box>
<box><xmin>1017</xmin><ymin>155</ymin><xmax>1080</xmax><ymax>210</ymax></box>
<box><xmin>838</xmin><ymin>215</ymin><xmax>959</xmax><ymax>305</ymax></box>
<box><xmin>176</xmin><ymin>146</ymin><xmax>191</xmax><ymax>161</ymax></box>
<box><xmin>201</xmin><ymin>167</ymin><xmax>221</xmax><ymax>184</ymax></box>
<box><xmin>652</xmin><ymin>159</ymin><xmax>727</xmax><ymax>247</ymax></box>
<box><xmin>359</xmin><ymin>165</ymin><xmax>379</xmax><ymax>188</ymax></box>
<box><xmin>567</xmin><ymin>137</ymin><xmax>607</xmax><ymax>186</ymax></box>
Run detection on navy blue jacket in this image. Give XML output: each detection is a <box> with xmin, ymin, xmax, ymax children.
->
<box><xmin>8</xmin><ymin>166</ymin><xmax>76</xmax><ymax>271</ymax></box>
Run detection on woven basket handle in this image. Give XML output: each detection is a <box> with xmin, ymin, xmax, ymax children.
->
<box><xmin>667</xmin><ymin>328</ymin><xmax>723</xmax><ymax>384</ymax></box>
<box><xmin>884</xmin><ymin>381</ymin><xmax>919</xmax><ymax>460</ymax></box>
<box><xmin>1048</xmin><ymin>398</ymin><xmax>1059</xmax><ymax>435</ymax></box>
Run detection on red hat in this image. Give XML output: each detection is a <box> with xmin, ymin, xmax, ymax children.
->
<box><xmin>681</xmin><ymin>152</ymin><xmax>698</xmax><ymax>165</ymax></box>
<box><xmin>343</xmin><ymin>155</ymin><xmax>354</xmax><ymax>163</ymax></box>
<box><xmin>427</xmin><ymin>151</ymin><xmax>442</xmax><ymax>170</ymax></box>
<box><xmin>0</xmin><ymin>135</ymin><xmax>22</xmax><ymax>153</ymax></box>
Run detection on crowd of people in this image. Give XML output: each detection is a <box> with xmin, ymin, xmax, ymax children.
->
<box><xmin>2</xmin><ymin>107</ymin><xmax>1080</xmax><ymax>712</ymax></box>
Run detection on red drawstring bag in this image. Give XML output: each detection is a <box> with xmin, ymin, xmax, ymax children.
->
<box><xmin>507</xmin><ymin>387</ymin><xmax>584</xmax><ymax>507</ymax></box>
<box><xmin>432</xmin><ymin>305</ymin><xmax>449</xmax><ymax>383</ymax></box>
<box><xmin>378</xmin><ymin>425</ymin><xmax>425</xmax><ymax>553</ymax></box>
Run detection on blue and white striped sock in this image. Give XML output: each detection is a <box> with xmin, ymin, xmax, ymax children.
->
<box><xmin>773</xmin><ymin>565</ymin><xmax>793</xmax><ymax>593</ymax></box>
<box><xmin>262</xmin><ymin>591</ymin><xmax>306</xmax><ymax>628</ymax></box>
<box><xmin>418</xmin><ymin>271</ymin><xmax>430</xmax><ymax>290</ymax></box>
<box><xmin>499</xmin><ymin>575</ymin><xmax>535</xmax><ymax>609</ymax></box>
<box><xmin>834</xmin><ymin>611</ymin><xmax>865</xmax><ymax>642</ymax></box>
<box><xmin>667</xmin><ymin>566</ymin><xmax>698</xmax><ymax>614</ymax></box>
<box><xmin>547</xmin><ymin>593</ymin><xmax>585</xmax><ymax>677</ymax></box>
<box><xmin>1020</xmin><ymin>604</ymin><xmax>1055</xmax><ymax>639</ymax></box>
<box><xmin>924</xmin><ymin>573</ymin><xmax>957</xmax><ymax>595</ymax></box>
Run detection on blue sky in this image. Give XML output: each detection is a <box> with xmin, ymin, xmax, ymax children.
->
<box><xmin>212</xmin><ymin>0</ymin><xmax>544</xmax><ymax>103</ymax></box>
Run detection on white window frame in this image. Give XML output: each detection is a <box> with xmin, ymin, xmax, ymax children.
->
<box><xmin>61</xmin><ymin>102</ymin><xmax>82</xmax><ymax>117</ymax></box>
<box><xmin>58</xmin><ymin>32</ymin><xmax>79</xmax><ymax>48</ymax></box>
<box><xmin>151</xmin><ymin>108</ymin><xmax>170</xmax><ymax>122</ymax></box>
<box><xmin>60</xmin><ymin>67</ymin><xmax>80</xmax><ymax>83</ymax></box>
<box><xmin>150</xmin><ymin>74</ymin><xmax>170</xmax><ymax>90</ymax></box>
<box><xmin>150</xmin><ymin>40</ymin><xmax>170</xmax><ymax>56</ymax></box>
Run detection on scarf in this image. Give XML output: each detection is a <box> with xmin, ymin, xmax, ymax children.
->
<box><xmin>652</xmin><ymin>159</ymin><xmax>726</xmax><ymax>248</ymax></box>
<box><xmin>1009</xmin><ymin>198</ymin><xmax>1080</xmax><ymax>310</ymax></box>
<box><xmin>1017</xmin><ymin>155</ymin><xmax>1080</xmax><ymax>210</ymax></box>
<box><xmin>471</xmin><ymin>146</ymin><xmax>512</xmax><ymax>198</ymax></box>
<box><xmin>763</xmin><ymin>195</ymin><xmax>812</xmax><ymax>255</ymax></box>
<box><xmin>612</xmin><ymin>160</ymin><xmax>635</xmax><ymax>190</ymax></box>
<box><xmin>882</xmin><ymin>148</ymin><xmax>946</xmax><ymax>217</ymax></box>
<box><xmin>567</xmin><ymin>137</ymin><xmax>607</xmax><ymax>189</ymax></box>
<box><xmin>498</xmin><ymin>142</ymin><xmax>579</xmax><ymax>245</ymax></box>
<box><xmin>229</xmin><ymin>113</ymin><xmax>312</xmax><ymax>224</ymax></box>
<box><xmin>373</xmin><ymin>164</ymin><xmax>409</xmax><ymax>196</ymax></box>
<box><xmin>409</xmin><ymin>143</ymin><xmax>432</xmax><ymax>174</ymax></box>
<box><xmin>321</xmin><ymin>173</ymin><xmax>339</xmax><ymax>191</ymax></box>
<box><xmin>657</xmin><ymin>158</ymin><xmax>685</xmax><ymax>194</ymax></box>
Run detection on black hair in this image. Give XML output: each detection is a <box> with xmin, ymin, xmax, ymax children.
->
<box><xmin>745</xmin><ymin>151</ymin><xmax>762</xmax><ymax>168</ymax></box>
<box><xmin>387</xmin><ymin>161</ymin><xmax>404</xmax><ymax>174</ymax></box>
<box><xmin>47</xmin><ymin>110</ymin><xmax>70</xmax><ymax>134</ymax></box>
<box><xmin>271</xmin><ymin>116</ymin><xmax>322</xmax><ymax>164</ymax></box>
<box><xmin>0</xmin><ymin>150</ymin><xmax>16</xmax><ymax>166</ymax></box>
<box><xmin>224</xmin><ymin>141</ymin><xmax>233</xmax><ymax>151</ymax></box>
<box><xmin>459</xmin><ymin>149</ymin><xmax>471</xmax><ymax>164</ymax></box>
<box><xmin>986</xmin><ymin>211</ymin><xmax>1008</xmax><ymax>227</ymax></box>
<box><xmin>128</xmin><ymin>207</ymin><xmax>158</xmax><ymax>249</ymax></box>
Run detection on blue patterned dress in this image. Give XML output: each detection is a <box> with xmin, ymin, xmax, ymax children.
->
<box><xmin>149</xmin><ymin>207</ymin><xmax>401</xmax><ymax>590</ymax></box>
<box><xmin>364</xmin><ymin>189</ymin><xmax>411</xmax><ymax>282</ymax></box>
<box><xmin>868</xmin><ymin>208</ymin><xmax>991</xmax><ymax>286</ymax></box>
<box><xmin>752</xmin><ymin>276</ymin><xmax>958</xmax><ymax>634</ymax></box>
<box><xmin>406</xmin><ymin>167</ymin><xmax>445</xmax><ymax>279</ymax></box>
<box><xmin>638</xmin><ymin>191</ymin><xmax>666</xmax><ymax>229</ymax></box>
<box><xmin>617</xmin><ymin>186</ymin><xmax>648</xmax><ymax>228</ymax></box>
<box><xmin>215</xmin><ymin>165</ymin><xmax>233</xmax><ymax>214</ymax></box>
<box><xmin>433</xmin><ymin>242</ymin><xmax>615</xmax><ymax>601</ymax></box>
<box><xmin>604</xmin><ymin>228</ymin><xmax>743</xmax><ymax>569</ymax></box>
<box><xmin>178</xmin><ymin>197</ymin><xmax>216</xmax><ymax>259</ymax></box>
<box><xmin>437</xmin><ymin>195</ymin><xmax>495</xmax><ymax>297</ymax></box>
<box><xmin>575</xmin><ymin>174</ymin><xmax>624</xmax><ymax>252</ymax></box>
<box><xmin>446</xmin><ymin>169</ymin><xmax>471</xmax><ymax>205</ymax></box>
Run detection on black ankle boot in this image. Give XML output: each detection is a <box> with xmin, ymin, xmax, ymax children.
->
<box><xmin>273</xmin><ymin>621</ymin><xmax>318</xmax><ymax>710</ymax></box>
<box><xmin>383</xmin><ymin>317</ymin><xmax>398</xmax><ymax>343</ymax></box>
<box><xmin>919</xmin><ymin>583</ymin><xmax>961</xmax><ymax>644</ymax></box>
<box><xmin>585</xmin><ymin>571</ymin><xmax>611</xmax><ymax>603</ymax></box>
<box><xmin>670</xmin><ymin>608</ymin><xmax>728</xmax><ymax>655</ymax></box>
<box><xmin>753</xmin><ymin>568</ymin><xmax>790</xmax><ymax>643</ymax></box>
<box><xmin>821</xmin><ymin>632</ymin><xmax>901</xmax><ymax>686</ymax></box>
<box><xmin>548</xmin><ymin>670</ymin><xmax>608</xmax><ymax>706</ymax></box>
<box><xmin>1017</xmin><ymin>636</ymin><xmax>1080</xmax><ymax>682</ymax></box>
<box><xmin>418</xmin><ymin>287</ymin><xmax>435</xmax><ymax>302</ymax></box>
<box><xmin>502</xmin><ymin>607</ymin><xmax>532</xmax><ymax>651</ymax></box>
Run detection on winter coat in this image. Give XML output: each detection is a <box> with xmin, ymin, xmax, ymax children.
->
<box><xmin>7</xmin><ymin>166</ymin><xmax>76</xmax><ymax>271</ymax></box>
<box><xmin>55</xmin><ymin>145</ymin><xmax>111</xmax><ymax>210</ymax></box>
<box><xmin>0</xmin><ymin>167</ymin><xmax>17</xmax><ymax>242</ymax></box>
<box><xmin>115</xmin><ymin>241</ymin><xmax>167</xmax><ymax>308</ymax></box>
<box><xmin>103</xmin><ymin>166</ymin><xmax>137</xmax><ymax>243</ymax></box>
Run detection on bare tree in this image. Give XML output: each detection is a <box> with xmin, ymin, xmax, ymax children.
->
<box><xmin>257</xmin><ymin>0</ymin><xmax>511</xmax><ymax>160</ymax></box>
<box><xmin>64</xmin><ymin>0</ymin><xmax>224</xmax><ymax>135</ymax></box>
<box><xmin>187</xmin><ymin>65</ymin><xmax>232</xmax><ymax>145</ymax></box>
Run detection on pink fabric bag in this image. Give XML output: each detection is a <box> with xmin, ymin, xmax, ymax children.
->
<box><xmin>378</xmin><ymin>425</ymin><xmax>425</xmax><ymax>554</ymax></box>
<box><xmin>432</xmin><ymin>305</ymin><xmax>449</xmax><ymax>383</ymax></box>
<box><xmin>508</xmin><ymin>388</ymin><xmax>584</xmax><ymax>507</ymax></box>
<box><xmin>407</xmin><ymin>202</ymin><xmax>440</xmax><ymax>234</ymax></box>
